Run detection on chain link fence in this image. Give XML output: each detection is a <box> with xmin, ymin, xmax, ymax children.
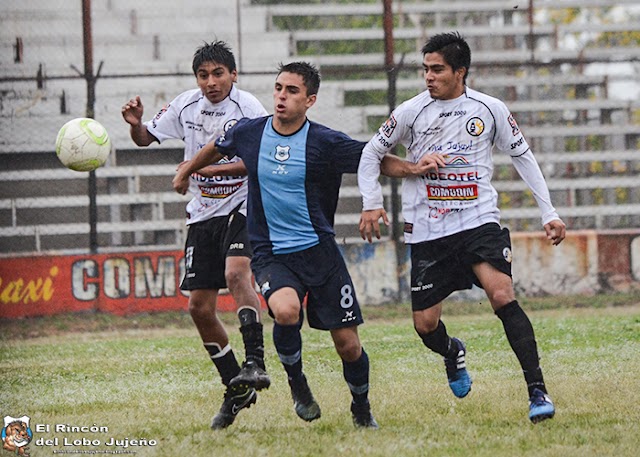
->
<box><xmin>1</xmin><ymin>0</ymin><xmax>639</xmax><ymax>256</ymax></box>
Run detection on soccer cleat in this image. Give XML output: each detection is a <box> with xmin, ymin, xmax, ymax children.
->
<box><xmin>288</xmin><ymin>374</ymin><xmax>321</xmax><ymax>422</ymax></box>
<box><xmin>210</xmin><ymin>384</ymin><xmax>257</xmax><ymax>430</ymax></box>
<box><xmin>229</xmin><ymin>360</ymin><xmax>271</xmax><ymax>391</ymax></box>
<box><xmin>350</xmin><ymin>401</ymin><xmax>379</xmax><ymax>429</ymax></box>
<box><xmin>444</xmin><ymin>337</ymin><xmax>472</xmax><ymax>398</ymax></box>
<box><xmin>528</xmin><ymin>388</ymin><xmax>555</xmax><ymax>423</ymax></box>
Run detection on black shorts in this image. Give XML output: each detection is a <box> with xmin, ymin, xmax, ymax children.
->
<box><xmin>410</xmin><ymin>223</ymin><xmax>512</xmax><ymax>311</ymax></box>
<box><xmin>251</xmin><ymin>238</ymin><xmax>363</xmax><ymax>331</ymax></box>
<box><xmin>180</xmin><ymin>211</ymin><xmax>252</xmax><ymax>291</ymax></box>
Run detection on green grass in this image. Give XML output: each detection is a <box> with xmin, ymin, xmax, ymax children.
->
<box><xmin>1</xmin><ymin>299</ymin><xmax>639</xmax><ymax>457</ymax></box>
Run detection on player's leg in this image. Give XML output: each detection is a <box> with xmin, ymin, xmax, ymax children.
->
<box><xmin>472</xmin><ymin>261</ymin><xmax>555</xmax><ymax>423</ymax></box>
<box><xmin>305</xmin><ymin>243</ymin><xmax>377</xmax><ymax>428</ymax></box>
<box><xmin>330</xmin><ymin>326</ymin><xmax>378</xmax><ymax>429</ymax></box>
<box><xmin>270</xmin><ymin>286</ymin><xmax>322</xmax><ymax>422</ymax></box>
<box><xmin>252</xmin><ymin>253</ymin><xmax>320</xmax><ymax>422</ymax></box>
<box><xmin>410</xmin><ymin>239</ymin><xmax>472</xmax><ymax>398</ymax></box>
<box><xmin>182</xmin><ymin>219</ymin><xmax>255</xmax><ymax>429</ymax></box>
<box><xmin>222</xmin><ymin>213</ymin><xmax>270</xmax><ymax>390</ymax></box>
<box><xmin>414</xmin><ymin>304</ymin><xmax>472</xmax><ymax>398</ymax></box>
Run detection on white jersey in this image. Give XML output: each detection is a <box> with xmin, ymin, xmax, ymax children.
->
<box><xmin>359</xmin><ymin>87</ymin><xmax>559</xmax><ymax>243</ymax></box>
<box><xmin>145</xmin><ymin>85</ymin><xmax>268</xmax><ymax>224</ymax></box>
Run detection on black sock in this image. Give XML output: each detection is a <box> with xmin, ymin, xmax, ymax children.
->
<box><xmin>204</xmin><ymin>343</ymin><xmax>240</xmax><ymax>386</ymax></box>
<box><xmin>273</xmin><ymin>322</ymin><xmax>303</xmax><ymax>380</ymax></box>
<box><xmin>495</xmin><ymin>300</ymin><xmax>546</xmax><ymax>396</ymax></box>
<box><xmin>239</xmin><ymin>324</ymin><xmax>265</xmax><ymax>370</ymax></box>
<box><xmin>418</xmin><ymin>320</ymin><xmax>458</xmax><ymax>359</ymax></box>
<box><xmin>343</xmin><ymin>349</ymin><xmax>370</xmax><ymax>405</ymax></box>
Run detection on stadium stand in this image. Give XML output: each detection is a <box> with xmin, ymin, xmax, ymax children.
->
<box><xmin>1</xmin><ymin>0</ymin><xmax>639</xmax><ymax>254</ymax></box>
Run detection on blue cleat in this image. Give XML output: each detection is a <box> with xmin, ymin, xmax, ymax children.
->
<box><xmin>444</xmin><ymin>337</ymin><xmax>472</xmax><ymax>398</ymax></box>
<box><xmin>528</xmin><ymin>388</ymin><xmax>555</xmax><ymax>423</ymax></box>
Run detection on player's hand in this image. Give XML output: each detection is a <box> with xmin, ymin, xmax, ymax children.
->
<box><xmin>121</xmin><ymin>95</ymin><xmax>144</xmax><ymax>126</ymax></box>
<box><xmin>544</xmin><ymin>219</ymin><xmax>566</xmax><ymax>246</ymax></box>
<box><xmin>359</xmin><ymin>208</ymin><xmax>389</xmax><ymax>243</ymax></box>
<box><xmin>172</xmin><ymin>165</ymin><xmax>191</xmax><ymax>195</ymax></box>
<box><xmin>412</xmin><ymin>153</ymin><xmax>447</xmax><ymax>175</ymax></box>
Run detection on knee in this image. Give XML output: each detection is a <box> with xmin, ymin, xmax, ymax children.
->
<box><xmin>335</xmin><ymin>338</ymin><xmax>362</xmax><ymax>362</ymax></box>
<box><xmin>487</xmin><ymin>290</ymin><xmax>516</xmax><ymax>310</ymax></box>
<box><xmin>413</xmin><ymin>315</ymin><xmax>438</xmax><ymax>335</ymax></box>
<box><xmin>272</xmin><ymin>306</ymin><xmax>301</xmax><ymax>326</ymax></box>
<box><xmin>188</xmin><ymin>296</ymin><xmax>212</xmax><ymax>315</ymax></box>
<box><xmin>224</xmin><ymin>266</ymin><xmax>248</xmax><ymax>292</ymax></box>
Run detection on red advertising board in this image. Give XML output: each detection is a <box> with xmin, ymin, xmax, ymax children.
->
<box><xmin>0</xmin><ymin>251</ymin><xmax>264</xmax><ymax>318</ymax></box>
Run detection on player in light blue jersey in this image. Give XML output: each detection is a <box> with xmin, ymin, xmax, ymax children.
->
<box><xmin>174</xmin><ymin>61</ymin><xmax>441</xmax><ymax>428</ymax></box>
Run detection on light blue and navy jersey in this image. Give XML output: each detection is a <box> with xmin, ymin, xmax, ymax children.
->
<box><xmin>215</xmin><ymin>116</ymin><xmax>364</xmax><ymax>255</ymax></box>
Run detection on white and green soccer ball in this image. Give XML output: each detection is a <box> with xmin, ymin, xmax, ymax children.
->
<box><xmin>55</xmin><ymin>117</ymin><xmax>111</xmax><ymax>171</ymax></box>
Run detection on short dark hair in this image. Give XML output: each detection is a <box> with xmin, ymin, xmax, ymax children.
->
<box><xmin>421</xmin><ymin>32</ymin><xmax>471</xmax><ymax>83</ymax></box>
<box><xmin>192</xmin><ymin>40</ymin><xmax>236</xmax><ymax>75</ymax></box>
<box><xmin>277</xmin><ymin>61</ymin><xmax>321</xmax><ymax>96</ymax></box>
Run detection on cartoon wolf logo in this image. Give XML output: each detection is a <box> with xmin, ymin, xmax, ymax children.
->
<box><xmin>2</xmin><ymin>416</ymin><xmax>31</xmax><ymax>457</ymax></box>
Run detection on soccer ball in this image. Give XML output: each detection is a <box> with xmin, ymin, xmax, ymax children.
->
<box><xmin>55</xmin><ymin>117</ymin><xmax>111</xmax><ymax>171</ymax></box>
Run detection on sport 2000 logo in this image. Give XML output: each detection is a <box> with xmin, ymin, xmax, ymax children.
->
<box><xmin>1</xmin><ymin>416</ymin><xmax>32</xmax><ymax>456</ymax></box>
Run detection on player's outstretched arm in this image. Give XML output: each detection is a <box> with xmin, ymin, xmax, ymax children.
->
<box><xmin>381</xmin><ymin>153</ymin><xmax>446</xmax><ymax>177</ymax></box>
<box><xmin>183</xmin><ymin>160</ymin><xmax>248</xmax><ymax>178</ymax></box>
<box><xmin>121</xmin><ymin>95</ymin><xmax>156</xmax><ymax>147</ymax></box>
<box><xmin>172</xmin><ymin>142</ymin><xmax>225</xmax><ymax>195</ymax></box>
<box><xmin>511</xmin><ymin>151</ymin><xmax>566</xmax><ymax>246</ymax></box>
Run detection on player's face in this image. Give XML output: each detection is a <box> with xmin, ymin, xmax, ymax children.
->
<box><xmin>273</xmin><ymin>72</ymin><xmax>316</xmax><ymax>126</ymax></box>
<box><xmin>196</xmin><ymin>61</ymin><xmax>237</xmax><ymax>104</ymax></box>
<box><xmin>423</xmin><ymin>52</ymin><xmax>465</xmax><ymax>100</ymax></box>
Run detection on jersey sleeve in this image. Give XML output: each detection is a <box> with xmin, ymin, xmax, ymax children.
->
<box><xmin>244</xmin><ymin>94</ymin><xmax>269</xmax><ymax>118</ymax></box>
<box><xmin>490</xmin><ymin>100</ymin><xmax>560</xmax><ymax>225</ymax></box>
<box><xmin>144</xmin><ymin>93</ymin><xmax>189</xmax><ymax>143</ymax></box>
<box><xmin>214</xmin><ymin>117</ymin><xmax>251</xmax><ymax>159</ymax></box>
<box><xmin>328</xmin><ymin>130</ymin><xmax>367</xmax><ymax>174</ymax></box>
<box><xmin>492</xmin><ymin>101</ymin><xmax>530</xmax><ymax>158</ymax></box>
<box><xmin>358</xmin><ymin>107</ymin><xmax>411</xmax><ymax>210</ymax></box>
<box><xmin>511</xmin><ymin>151</ymin><xmax>560</xmax><ymax>226</ymax></box>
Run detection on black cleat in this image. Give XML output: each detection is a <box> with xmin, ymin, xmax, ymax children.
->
<box><xmin>288</xmin><ymin>374</ymin><xmax>321</xmax><ymax>422</ymax></box>
<box><xmin>229</xmin><ymin>360</ymin><xmax>271</xmax><ymax>391</ymax></box>
<box><xmin>210</xmin><ymin>384</ymin><xmax>257</xmax><ymax>430</ymax></box>
<box><xmin>351</xmin><ymin>401</ymin><xmax>379</xmax><ymax>429</ymax></box>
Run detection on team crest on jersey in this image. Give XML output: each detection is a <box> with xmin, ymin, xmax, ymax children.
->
<box><xmin>274</xmin><ymin>145</ymin><xmax>290</xmax><ymax>162</ymax></box>
<box><xmin>224</xmin><ymin>119</ymin><xmax>238</xmax><ymax>132</ymax></box>
<box><xmin>381</xmin><ymin>115</ymin><xmax>397</xmax><ymax>138</ymax></box>
<box><xmin>507</xmin><ymin>113</ymin><xmax>520</xmax><ymax>136</ymax></box>
<box><xmin>466</xmin><ymin>117</ymin><xmax>484</xmax><ymax>136</ymax></box>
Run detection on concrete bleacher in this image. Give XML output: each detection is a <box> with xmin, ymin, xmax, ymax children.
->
<box><xmin>1</xmin><ymin>0</ymin><xmax>639</xmax><ymax>255</ymax></box>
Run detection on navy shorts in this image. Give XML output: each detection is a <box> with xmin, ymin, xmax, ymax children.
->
<box><xmin>180</xmin><ymin>211</ymin><xmax>252</xmax><ymax>291</ymax></box>
<box><xmin>410</xmin><ymin>223</ymin><xmax>512</xmax><ymax>311</ymax></box>
<box><xmin>251</xmin><ymin>238</ymin><xmax>363</xmax><ymax>330</ymax></box>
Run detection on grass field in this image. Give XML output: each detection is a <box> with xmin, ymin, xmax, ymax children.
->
<box><xmin>1</xmin><ymin>295</ymin><xmax>639</xmax><ymax>457</ymax></box>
